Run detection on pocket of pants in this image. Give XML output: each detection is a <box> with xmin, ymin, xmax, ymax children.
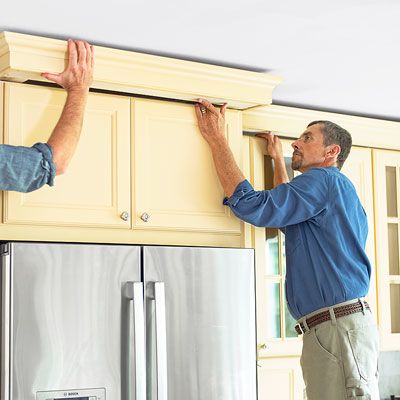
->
<box><xmin>347</xmin><ymin>325</ymin><xmax>379</xmax><ymax>381</ymax></box>
<box><xmin>312</xmin><ymin>325</ymin><xmax>339</xmax><ymax>363</ymax></box>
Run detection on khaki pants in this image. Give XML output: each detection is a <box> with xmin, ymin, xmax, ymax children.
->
<box><xmin>299</xmin><ymin>299</ymin><xmax>380</xmax><ymax>400</ymax></box>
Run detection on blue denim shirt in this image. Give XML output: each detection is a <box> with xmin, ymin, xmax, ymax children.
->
<box><xmin>224</xmin><ymin>167</ymin><xmax>371</xmax><ymax>319</ymax></box>
<box><xmin>0</xmin><ymin>143</ymin><xmax>56</xmax><ymax>192</ymax></box>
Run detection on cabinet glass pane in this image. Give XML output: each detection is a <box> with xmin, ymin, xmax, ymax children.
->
<box><xmin>266</xmin><ymin>282</ymin><xmax>281</xmax><ymax>338</ymax></box>
<box><xmin>265</xmin><ymin>228</ymin><xmax>279</xmax><ymax>275</ymax></box>
<box><xmin>284</xmin><ymin>291</ymin><xmax>298</xmax><ymax>338</ymax></box>
<box><xmin>386</xmin><ymin>166</ymin><xmax>398</xmax><ymax>217</ymax></box>
<box><xmin>388</xmin><ymin>223</ymin><xmax>400</xmax><ymax>276</ymax></box>
<box><xmin>390</xmin><ymin>284</ymin><xmax>400</xmax><ymax>333</ymax></box>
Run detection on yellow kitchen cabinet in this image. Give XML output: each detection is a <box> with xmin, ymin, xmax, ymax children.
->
<box><xmin>373</xmin><ymin>149</ymin><xmax>400</xmax><ymax>350</ymax></box>
<box><xmin>257</xmin><ymin>357</ymin><xmax>304</xmax><ymax>400</ymax></box>
<box><xmin>251</xmin><ymin>138</ymin><xmax>376</xmax><ymax>357</ymax></box>
<box><xmin>341</xmin><ymin>147</ymin><xmax>377</xmax><ymax>321</ymax></box>
<box><xmin>132</xmin><ymin>98</ymin><xmax>242</xmax><ymax>234</ymax></box>
<box><xmin>2</xmin><ymin>83</ymin><xmax>131</xmax><ymax>228</ymax></box>
<box><xmin>250</xmin><ymin>137</ymin><xmax>302</xmax><ymax>358</ymax></box>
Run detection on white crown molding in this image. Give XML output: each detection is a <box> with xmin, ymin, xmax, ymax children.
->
<box><xmin>0</xmin><ymin>31</ymin><xmax>282</xmax><ymax>110</ymax></box>
<box><xmin>243</xmin><ymin>105</ymin><xmax>400</xmax><ymax>150</ymax></box>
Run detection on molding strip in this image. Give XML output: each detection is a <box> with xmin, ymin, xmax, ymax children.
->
<box><xmin>243</xmin><ymin>105</ymin><xmax>400</xmax><ymax>150</ymax></box>
<box><xmin>0</xmin><ymin>31</ymin><xmax>282</xmax><ymax>110</ymax></box>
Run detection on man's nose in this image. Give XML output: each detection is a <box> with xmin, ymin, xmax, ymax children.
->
<box><xmin>292</xmin><ymin>140</ymin><xmax>299</xmax><ymax>150</ymax></box>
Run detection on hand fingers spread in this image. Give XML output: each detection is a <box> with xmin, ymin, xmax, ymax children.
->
<box><xmin>41</xmin><ymin>72</ymin><xmax>61</xmax><ymax>85</ymax></box>
<box><xmin>67</xmin><ymin>39</ymin><xmax>78</xmax><ymax>68</ymax></box>
<box><xmin>76</xmin><ymin>40</ymin><xmax>87</xmax><ymax>66</ymax></box>
<box><xmin>84</xmin><ymin>42</ymin><xmax>92</xmax><ymax>68</ymax></box>
<box><xmin>90</xmin><ymin>45</ymin><xmax>94</xmax><ymax>69</ymax></box>
<box><xmin>198</xmin><ymin>98</ymin><xmax>219</xmax><ymax>116</ymax></box>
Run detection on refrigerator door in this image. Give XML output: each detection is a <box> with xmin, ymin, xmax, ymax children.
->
<box><xmin>144</xmin><ymin>246</ymin><xmax>256</xmax><ymax>400</ymax></box>
<box><xmin>1</xmin><ymin>242</ymin><xmax>142</xmax><ymax>400</ymax></box>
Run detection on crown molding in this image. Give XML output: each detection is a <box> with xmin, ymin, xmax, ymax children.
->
<box><xmin>0</xmin><ymin>31</ymin><xmax>282</xmax><ymax>110</ymax></box>
<box><xmin>243</xmin><ymin>105</ymin><xmax>400</xmax><ymax>150</ymax></box>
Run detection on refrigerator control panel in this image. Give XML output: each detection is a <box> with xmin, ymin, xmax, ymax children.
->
<box><xmin>36</xmin><ymin>388</ymin><xmax>105</xmax><ymax>400</ymax></box>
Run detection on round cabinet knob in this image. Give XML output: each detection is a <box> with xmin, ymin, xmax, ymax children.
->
<box><xmin>140</xmin><ymin>212</ymin><xmax>150</xmax><ymax>222</ymax></box>
<box><xmin>120</xmin><ymin>211</ymin><xmax>129</xmax><ymax>221</ymax></box>
<box><xmin>258</xmin><ymin>343</ymin><xmax>267</xmax><ymax>350</ymax></box>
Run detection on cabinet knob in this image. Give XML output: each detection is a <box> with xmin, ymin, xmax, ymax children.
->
<box><xmin>120</xmin><ymin>211</ymin><xmax>129</xmax><ymax>221</ymax></box>
<box><xmin>258</xmin><ymin>343</ymin><xmax>267</xmax><ymax>350</ymax></box>
<box><xmin>141</xmin><ymin>212</ymin><xmax>150</xmax><ymax>222</ymax></box>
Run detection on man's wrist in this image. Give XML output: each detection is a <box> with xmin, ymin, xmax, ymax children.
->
<box><xmin>66</xmin><ymin>86</ymin><xmax>90</xmax><ymax>96</ymax></box>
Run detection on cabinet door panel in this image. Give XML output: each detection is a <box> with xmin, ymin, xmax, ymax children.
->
<box><xmin>341</xmin><ymin>147</ymin><xmax>377</xmax><ymax>322</ymax></box>
<box><xmin>132</xmin><ymin>98</ymin><xmax>241</xmax><ymax>233</ymax></box>
<box><xmin>3</xmin><ymin>83</ymin><xmax>131</xmax><ymax>228</ymax></box>
<box><xmin>373</xmin><ymin>149</ymin><xmax>400</xmax><ymax>350</ymax></box>
<box><xmin>258</xmin><ymin>357</ymin><xmax>304</xmax><ymax>400</ymax></box>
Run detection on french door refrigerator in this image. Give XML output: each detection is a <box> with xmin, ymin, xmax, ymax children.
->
<box><xmin>0</xmin><ymin>242</ymin><xmax>256</xmax><ymax>400</ymax></box>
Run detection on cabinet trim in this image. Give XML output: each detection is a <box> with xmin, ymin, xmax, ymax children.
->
<box><xmin>243</xmin><ymin>105</ymin><xmax>400</xmax><ymax>150</ymax></box>
<box><xmin>0</xmin><ymin>31</ymin><xmax>282</xmax><ymax>110</ymax></box>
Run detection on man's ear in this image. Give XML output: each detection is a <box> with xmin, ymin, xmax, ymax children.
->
<box><xmin>325</xmin><ymin>144</ymin><xmax>341</xmax><ymax>160</ymax></box>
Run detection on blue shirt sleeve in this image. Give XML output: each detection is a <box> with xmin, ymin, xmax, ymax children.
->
<box><xmin>0</xmin><ymin>143</ymin><xmax>56</xmax><ymax>193</ymax></box>
<box><xmin>223</xmin><ymin>168</ymin><xmax>330</xmax><ymax>228</ymax></box>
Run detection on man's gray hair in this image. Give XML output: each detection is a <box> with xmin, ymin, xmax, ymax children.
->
<box><xmin>307</xmin><ymin>120</ymin><xmax>352</xmax><ymax>170</ymax></box>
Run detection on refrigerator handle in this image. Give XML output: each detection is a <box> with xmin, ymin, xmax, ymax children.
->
<box><xmin>1</xmin><ymin>249</ymin><xmax>11</xmax><ymax>400</ymax></box>
<box><xmin>126</xmin><ymin>282</ymin><xmax>146</xmax><ymax>400</ymax></box>
<box><xmin>150</xmin><ymin>282</ymin><xmax>168</xmax><ymax>400</ymax></box>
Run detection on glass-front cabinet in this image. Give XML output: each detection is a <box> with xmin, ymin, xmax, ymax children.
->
<box><xmin>250</xmin><ymin>137</ymin><xmax>302</xmax><ymax>357</ymax></box>
<box><xmin>250</xmin><ymin>137</ymin><xmax>377</xmax><ymax>356</ymax></box>
<box><xmin>373</xmin><ymin>149</ymin><xmax>400</xmax><ymax>350</ymax></box>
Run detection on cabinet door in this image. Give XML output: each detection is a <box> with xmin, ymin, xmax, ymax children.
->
<box><xmin>373</xmin><ymin>149</ymin><xmax>400</xmax><ymax>350</ymax></box>
<box><xmin>132</xmin><ymin>98</ymin><xmax>242</xmax><ymax>234</ymax></box>
<box><xmin>3</xmin><ymin>83</ymin><xmax>131</xmax><ymax>228</ymax></box>
<box><xmin>257</xmin><ymin>357</ymin><xmax>304</xmax><ymax>400</ymax></box>
<box><xmin>250</xmin><ymin>137</ymin><xmax>302</xmax><ymax>357</ymax></box>
<box><xmin>341</xmin><ymin>147</ymin><xmax>377</xmax><ymax>322</ymax></box>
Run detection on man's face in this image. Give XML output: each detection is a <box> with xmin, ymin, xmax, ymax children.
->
<box><xmin>291</xmin><ymin>124</ymin><xmax>329</xmax><ymax>172</ymax></box>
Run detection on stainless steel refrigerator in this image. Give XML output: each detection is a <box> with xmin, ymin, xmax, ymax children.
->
<box><xmin>0</xmin><ymin>242</ymin><xmax>256</xmax><ymax>400</ymax></box>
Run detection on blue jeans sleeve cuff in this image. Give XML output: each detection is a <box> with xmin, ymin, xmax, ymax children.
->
<box><xmin>223</xmin><ymin>180</ymin><xmax>253</xmax><ymax>207</ymax></box>
<box><xmin>32</xmin><ymin>143</ymin><xmax>56</xmax><ymax>186</ymax></box>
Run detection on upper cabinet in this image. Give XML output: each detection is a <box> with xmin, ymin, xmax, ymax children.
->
<box><xmin>0</xmin><ymin>83</ymin><xmax>245</xmax><ymax>246</ymax></box>
<box><xmin>3</xmin><ymin>83</ymin><xmax>131</xmax><ymax>228</ymax></box>
<box><xmin>132</xmin><ymin>98</ymin><xmax>242</xmax><ymax>234</ymax></box>
<box><xmin>373</xmin><ymin>149</ymin><xmax>400</xmax><ymax>350</ymax></box>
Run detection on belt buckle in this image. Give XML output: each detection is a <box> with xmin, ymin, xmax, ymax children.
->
<box><xmin>295</xmin><ymin>322</ymin><xmax>304</xmax><ymax>335</ymax></box>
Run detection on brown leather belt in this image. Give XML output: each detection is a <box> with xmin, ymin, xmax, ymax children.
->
<box><xmin>295</xmin><ymin>300</ymin><xmax>370</xmax><ymax>335</ymax></box>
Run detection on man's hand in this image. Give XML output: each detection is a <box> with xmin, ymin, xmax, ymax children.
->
<box><xmin>41</xmin><ymin>39</ymin><xmax>94</xmax><ymax>175</ymax></box>
<box><xmin>256</xmin><ymin>131</ymin><xmax>289</xmax><ymax>186</ymax></box>
<box><xmin>256</xmin><ymin>131</ymin><xmax>283</xmax><ymax>161</ymax></box>
<box><xmin>195</xmin><ymin>99</ymin><xmax>227</xmax><ymax>147</ymax></box>
<box><xmin>41</xmin><ymin>39</ymin><xmax>93</xmax><ymax>93</ymax></box>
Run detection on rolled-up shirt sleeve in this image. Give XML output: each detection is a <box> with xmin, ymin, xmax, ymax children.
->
<box><xmin>0</xmin><ymin>143</ymin><xmax>56</xmax><ymax>193</ymax></box>
<box><xmin>223</xmin><ymin>169</ymin><xmax>330</xmax><ymax>228</ymax></box>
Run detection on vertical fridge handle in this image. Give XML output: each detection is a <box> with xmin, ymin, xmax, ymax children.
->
<box><xmin>150</xmin><ymin>282</ymin><xmax>168</xmax><ymax>400</ymax></box>
<box><xmin>126</xmin><ymin>282</ymin><xmax>146</xmax><ymax>400</ymax></box>
<box><xmin>1</xmin><ymin>250</ymin><xmax>11</xmax><ymax>400</ymax></box>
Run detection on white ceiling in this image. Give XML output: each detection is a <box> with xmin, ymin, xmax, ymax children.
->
<box><xmin>2</xmin><ymin>0</ymin><xmax>400</xmax><ymax>121</ymax></box>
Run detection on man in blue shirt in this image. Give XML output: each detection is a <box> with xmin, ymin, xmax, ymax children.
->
<box><xmin>0</xmin><ymin>39</ymin><xmax>93</xmax><ymax>192</ymax></box>
<box><xmin>195</xmin><ymin>99</ymin><xmax>379</xmax><ymax>400</ymax></box>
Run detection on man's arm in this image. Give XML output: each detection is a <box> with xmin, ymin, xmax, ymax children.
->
<box><xmin>195</xmin><ymin>99</ymin><xmax>245</xmax><ymax>197</ymax></box>
<box><xmin>42</xmin><ymin>39</ymin><xmax>94</xmax><ymax>175</ymax></box>
<box><xmin>194</xmin><ymin>100</ymin><xmax>289</xmax><ymax>197</ymax></box>
<box><xmin>255</xmin><ymin>132</ymin><xmax>289</xmax><ymax>187</ymax></box>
